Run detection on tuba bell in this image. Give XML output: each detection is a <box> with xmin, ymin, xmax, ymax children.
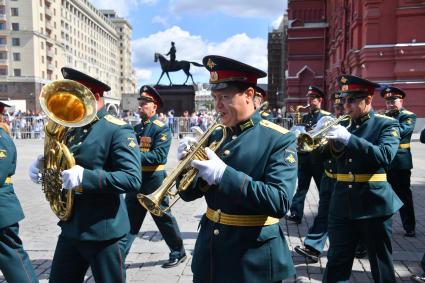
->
<box><xmin>137</xmin><ymin>117</ymin><xmax>227</xmax><ymax>217</ymax></box>
<box><xmin>297</xmin><ymin>114</ymin><xmax>351</xmax><ymax>153</ymax></box>
<box><xmin>39</xmin><ymin>79</ymin><xmax>97</xmax><ymax>220</ymax></box>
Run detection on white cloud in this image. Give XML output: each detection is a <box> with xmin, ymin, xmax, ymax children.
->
<box><xmin>170</xmin><ymin>0</ymin><xmax>287</xmax><ymax>18</ymax></box>
<box><xmin>135</xmin><ymin>68</ymin><xmax>153</xmax><ymax>82</ymax></box>
<box><xmin>272</xmin><ymin>15</ymin><xmax>284</xmax><ymax>30</ymax></box>
<box><xmin>152</xmin><ymin>15</ymin><xmax>169</xmax><ymax>28</ymax></box>
<box><xmin>132</xmin><ymin>26</ymin><xmax>268</xmax><ymax>85</ymax></box>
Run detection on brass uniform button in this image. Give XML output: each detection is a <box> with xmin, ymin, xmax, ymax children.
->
<box><xmin>213</xmin><ymin>229</ymin><xmax>220</xmax><ymax>236</ymax></box>
<box><xmin>232</xmin><ymin>135</ymin><xmax>237</xmax><ymax>140</ymax></box>
<box><xmin>223</xmin><ymin>150</ymin><xmax>230</xmax><ymax>156</ymax></box>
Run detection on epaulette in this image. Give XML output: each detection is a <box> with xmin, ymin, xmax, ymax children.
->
<box><xmin>153</xmin><ymin>119</ymin><xmax>165</xmax><ymax>127</ymax></box>
<box><xmin>104</xmin><ymin>115</ymin><xmax>127</xmax><ymax>125</ymax></box>
<box><xmin>259</xmin><ymin>120</ymin><xmax>288</xmax><ymax>134</ymax></box>
<box><xmin>320</xmin><ymin>110</ymin><xmax>331</xmax><ymax>115</ymax></box>
<box><xmin>402</xmin><ymin>109</ymin><xmax>415</xmax><ymax>115</ymax></box>
<box><xmin>261</xmin><ymin>111</ymin><xmax>270</xmax><ymax>117</ymax></box>
<box><xmin>375</xmin><ymin>114</ymin><xmax>396</xmax><ymax>121</ymax></box>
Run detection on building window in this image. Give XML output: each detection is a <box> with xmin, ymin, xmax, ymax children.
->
<box><xmin>13</xmin><ymin>52</ymin><xmax>20</xmax><ymax>61</ymax></box>
<box><xmin>14</xmin><ymin>69</ymin><xmax>21</xmax><ymax>76</ymax></box>
<box><xmin>0</xmin><ymin>37</ymin><xmax>6</xmax><ymax>45</ymax></box>
<box><xmin>12</xmin><ymin>23</ymin><xmax>20</xmax><ymax>31</ymax></box>
<box><xmin>12</xmin><ymin>38</ymin><xmax>20</xmax><ymax>46</ymax></box>
<box><xmin>41</xmin><ymin>56</ymin><xmax>44</xmax><ymax>63</ymax></box>
<box><xmin>0</xmin><ymin>68</ymin><xmax>8</xmax><ymax>76</ymax></box>
<box><xmin>11</xmin><ymin>8</ymin><xmax>19</xmax><ymax>16</ymax></box>
<box><xmin>0</xmin><ymin>84</ymin><xmax>7</xmax><ymax>92</ymax></box>
<box><xmin>0</xmin><ymin>52</ymin><xmax>7</xmax><ymax>59</ymax></box>
<box><xmin>41</xmin><ymin>42</ymin><xmax>44</xmax><ymax>49</ymax></box>
<box><xmin>0</xmin><ymin>22</ymin><xmax>5</xmax><ymax>30</ymax></box>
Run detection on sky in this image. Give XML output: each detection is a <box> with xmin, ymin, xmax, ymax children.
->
<box><xmin>90</xmin><ymin>0</ymin><xmax>288</xmax><ymax>86</ymax></box>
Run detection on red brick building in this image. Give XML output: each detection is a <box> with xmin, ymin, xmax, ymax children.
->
<box><xmin>285</xmin><ymin>0</ymin><xmax>425</xmax><ymax>122</ymax></box>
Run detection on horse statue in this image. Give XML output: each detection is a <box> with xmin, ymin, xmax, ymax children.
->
<box><xmin>154</xmin><ymin>52</ymin><xmax>203</xmax><ymax>86</ymax></box>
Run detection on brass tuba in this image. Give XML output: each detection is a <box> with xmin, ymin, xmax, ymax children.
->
<box><xmin>39</xmin><ymin>79</ymin><xmax>97</xmax><ymax>220</ymax></box>
<box><xmin>297</xmin><ymin>114</ymin><xmax>351</xmax><ymax>153</ymax></box>
<box><xmin>137</xmin><ymin>117</ymin><xmax>227</xmax><ymax>217</ymax></box>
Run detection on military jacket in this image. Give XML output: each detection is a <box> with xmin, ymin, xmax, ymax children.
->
<box><xmin>260</xmin><ymin>110</ymin><xmax>273</xmax><ymax>122</ymax></box>
<box><xmin>299</xmin><ymin>109</ymin><xmax>331</xmax><ymax>164</ymax></box>
<box><xmin>387</xmin><ymin>108</ymin><xmax>416</xmax><ymax>170</ymax></box>
<box><xmin>59</xmin><ymin>107</ymin><xmax>142</xmax><ymax>241</ymax></box>
<box><xmin>134</xmin><ymin>114</ymin><xmax>171</xmax><ymax>194</ymax></box>
<box><xmin>0</xmin><ymin>128</ymin><xmax>24</xmax><ymax>229</ymax></box>
<box><xmin>327</xmin><ymin>111</ymin><xmax>403</xmax><ymax>219</ymax></box>
<box><xmin>180</xmin><ymin>112</ymin><xmax>298</xmax><ymax>283</ymax></box>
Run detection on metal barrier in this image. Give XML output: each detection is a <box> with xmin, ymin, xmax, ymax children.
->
<box><xmin>1</xmin><ymin>115</ymin><xmax>293</xmax><ymax>139</ymax></box>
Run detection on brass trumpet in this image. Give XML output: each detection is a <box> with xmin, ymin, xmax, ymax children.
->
<box><xmin>137</xmin><ymin>117</ymin><xmax>227</xmax><ymax>217</ymax></box>
<box><xmin>297</xmin><ymin>114</ymin><xmax>351</xmax><ymax>153</ymax></box>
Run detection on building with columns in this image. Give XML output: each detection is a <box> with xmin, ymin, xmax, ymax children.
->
<box><xmin>0</xmin><ymin>0</ymin><xmax>135</xmax><ymax>113</ymax></box>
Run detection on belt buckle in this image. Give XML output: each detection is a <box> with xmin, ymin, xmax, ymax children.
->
<box><xmin>212</xmin><ymin>209</ymin><xmax>221</xmax><ymax>223</ymax></box>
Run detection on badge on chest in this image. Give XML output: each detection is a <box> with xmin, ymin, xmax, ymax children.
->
<box><xmin>139</xmin><ymin>136</ymin><xmax>152</xmax><ymax>152</ymax></box>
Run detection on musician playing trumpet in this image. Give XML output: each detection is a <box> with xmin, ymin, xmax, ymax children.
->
<box><xmin>178</xmin><ymin>55</ymin><xmax>298</xmax><ymax>283</ymax></box>
<box><xmin>318</xmin><ymin>75</ymin><xmax>402</xmax><ymax>282</ymax></box>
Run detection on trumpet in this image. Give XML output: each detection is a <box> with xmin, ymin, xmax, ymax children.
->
<box><xmin>297</xmin><ymin>114</ymin><xmax>351</xmax><ymax>153</ymax></box>
<box><xmin>137</xmin><ymin>116</ymin><xmax>227</xmax><ymax>217</ymax></box>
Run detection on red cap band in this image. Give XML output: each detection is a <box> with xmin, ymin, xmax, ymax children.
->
<box><xmin>341</xmin><ymin>83</ymin><xmax>375</xmax><ymax>95</ymax></box>
<box><xmin>140</xmin><ymin>92</ymin><xmax>158</xmax><ymax>105</ymax></box>
<box><xmin>211</xmin><ymin>70</ymin><xmax>257</xmax><ymax>84</ymax></box>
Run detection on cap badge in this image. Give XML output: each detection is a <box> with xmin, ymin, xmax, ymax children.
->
<box><xmin>386</xmin><ymin>88</ymin><xmax>391</xmax><ymax>92</ymax></box>
<box><xmin>210</xmin><ymin>71</ymin><xmax>218</xmax><ymax>82</ymax></box>
<box><xmin>340</xmin><ymin>76</ymin><xmax>348</xmax><ymax>83</ymax></box>
<box><xmin>207</xmin><ymin>58</ymin><xmax>216</xmax><ymax>69</ymax></box>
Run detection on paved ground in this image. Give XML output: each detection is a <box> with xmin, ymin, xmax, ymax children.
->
<box><xmin>1</xmin><ymin>138</ymin><xmax>424</xmax><ymax>282</ymax></box>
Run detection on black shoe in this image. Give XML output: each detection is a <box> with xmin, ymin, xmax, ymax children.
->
<box><xmin>285</xmin><ymin>214</ymin><xmax>301</xmax><ymax>224</ymax></box>
<box><xmin>294</xmin><ymin>245</ymin><xmax>320</xmax><ymax>263</ymax></box>
<box><xmin>354</xmin><ymin>245</ymin><xmax>367</xmax><ymax>259</ymax></box>
<box><xmin>411</xmin><ymin>275</ymin><xmax>425</xmax><ymax>283</ymax></box>
<box><xmin>405</xmin><ymin>230</ymin><xmax>416</xmax><ymax>237</ymax></box>
<box><xmin>161</xmin><ymin>254</ymin><xmax>187</xmax><ymax>268</ymax></box>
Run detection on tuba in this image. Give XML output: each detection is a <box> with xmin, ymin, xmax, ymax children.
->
<box><xmin>39</xmin><ymin>79</ymin><xmax>97</xmax><ymax>220</ymax></box>
<box><xmin>137</xmin><ymin>117</ymin><xmax>227</xmax><ymax>217</ymax></box>
<box><xmin>297</xmin><ymin>114</ymin><xmax>351</xmax><ymax>153</ymax></box>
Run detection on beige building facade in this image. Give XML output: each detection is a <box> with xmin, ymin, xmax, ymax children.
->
<box><xmin>0</xmin><ymin>0</ymin><xmax>135</xmax><ymax>113</ymax></box>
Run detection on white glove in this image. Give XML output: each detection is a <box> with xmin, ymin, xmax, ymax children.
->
<box><xmin>326</xmin><ymin>125</ymin><xmax>351</xmax><ymax>145</ymax></box>
<box><xmin>315</xmin><ymin>116</ymin><xmax>335</xmax><ymax>130</ymax></box>
<box><xmin>61</xmin><ymin>165</ymin><xmax>84</xmax><ymax>190</ymax></box>
<box><xmin>191</xmin><ymin>147</ymin><xmax>227</xmax><ymax>186</ymax></box>
<box><xmin>177</xmin><ymin>136</ymin><xmax>197</xmax><ymax>160</ymax></box>
<box><xmin>290</xmin><ymin>125</ymin><xmax>306</xmax><ymax>137</ymax></box>
<box><xmin>28</xmin><ymin>154</ymin><xmax>44</xmax><ymax>184</ymax></box>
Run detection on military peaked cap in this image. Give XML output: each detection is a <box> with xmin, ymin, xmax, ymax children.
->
<box><xmin>337</xmin><ymin>74</ymin><xmax>380</xmax><ymax>98</ymax></box>
<box><xmin>138</xmin><ymin>85</ymin><xmax>163</xmax><ymax>108</ymax></box>
<box><xmin>61</xmin><ymin>67</ymin><xmax>111</xmax><ymax>96</ymax></box>
<box><xmin>306</xmin><ymin>86</ymin><xmax>325</xmax><ymax>98</ymax></box>
<box><xmin>0</xmin><ymin>101</ymin><xmax>11</xmax><ymax>108</ymax></box>
<box><xmin>202</xmin><ymin>55</ymin><xmax>267</xmax><ymax>90</ymax></box>
<box><xmin>380</xmin><ymin>86</ymin><xmax>406</xmax><ymax>100</ymax></box>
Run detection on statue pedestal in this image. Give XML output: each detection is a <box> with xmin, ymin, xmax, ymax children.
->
<box><xmin>155</xmin><ymin>85</ymin><xmax>195</xmax><ymax>116</ymax></box>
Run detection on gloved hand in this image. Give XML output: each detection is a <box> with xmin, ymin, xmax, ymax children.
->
<box><xmin>290</xmin><ymin>125</ymin><xmax>306</xmax><ymax>137</ymax></box>
<box><xmin>326</xmin><ymin>125</ymin><xmax>351</xmax><ymax>145</ymax></box>
<box><xmin>61</xmin><ymin>165</ymin><xmax>84</xmax><ymax>190</ymax></box>
<box><xmin>191</xmin><ymin>147</ymin><xmax>227</xmax><ymax>186</ymax></box>
<box><xmin>315</xmin><ymin>116</ymin><xmax>335</xmax><ymax>130</ymax></box>
<box><xmin>177</xmin><ymin>136</ymin><xmax>197</xmax><ymax>160</ymax></box>
<box><xmin>28</xmin><ymin>154</ymin><xmax>44</xmax><ymax>184</ymax></box>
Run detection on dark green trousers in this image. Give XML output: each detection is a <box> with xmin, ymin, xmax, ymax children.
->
<box><xmin>323</xmin><ymin>214</ymin><xmax>395</xmax><ymax>283</ymax></box>
<box><xmin>124</xmin><ymin>192</ymin><xmax>185</xmax><ymax>259</ymax></box>
<box><xmin>49</xmin><ymin>235</ymin><xmax>127</xmax><ymax>283</ymax></box>
<box><xmin>0</xmin><ymin>223</ymin><xmax>38</xmax><ymax>283</ymax></box>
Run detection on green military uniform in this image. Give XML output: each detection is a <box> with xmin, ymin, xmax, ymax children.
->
<box><xmin>181</xmin><ymin>112</ymin><xmax>298</xmax><ymax>282</ymax></box>
<box><xmin>322</xmin><ymin>75</ymin><xmax>402</xmax><ymax>283</ymax></box>
<box><xmin>387</xmin><ymin>108</ymin><xmax>416</xmax><ymax>234</ymax></box>
<box><xmin>0</xmin><ymin>127</ymin><xmax>38</xmax><ymax>283</ymax></box>
<box><xmin>288</xmin><ymin>107</ymin><xmax>331</xmax><ymax>221</ymax></box>
<box><xmin>125</xmin><ymin>114</ymin><xmax>185</xmax><ymax>260</ymax></box>
<box><xmin>48</xmin><ymin>68</ymin><xmax>142</xmax><ymax>283</ymax></box>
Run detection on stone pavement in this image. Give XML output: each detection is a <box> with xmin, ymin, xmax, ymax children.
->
<box><xmin>1</xmin><ymin>139</ymin><xmax>424</xmax><ymax>282</ymax></box>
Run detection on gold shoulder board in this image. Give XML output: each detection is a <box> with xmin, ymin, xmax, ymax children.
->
<box><xmin>375</xmin><ymin>114</ymin><xmax>396</xmax><ymax>120</ymax></box>
<box><xmin>402</xmin><ymin>109</ymin><xmax>414</xmax><ymax>115</ymax></box>
<box><xmin>259</xmin><ymin>120</ymin><xmax>288</xmax><ymax>134</ymax></box>
<box><xmin>104</xmin><ymin>115</ymin><xmax>127</xmax><ymax>125</ymax></box>
<box><xmin>320</xmin><ymin>110</ymin><xmax>331</xmax><ymax>115</ymax></box>
<box><xmin>153</xmin><ymin>120</ymin><xmax>165</xmax><ymax>127</ymax></box>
